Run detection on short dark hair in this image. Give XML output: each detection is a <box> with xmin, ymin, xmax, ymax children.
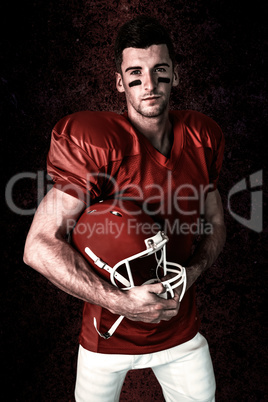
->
<box><xmin>114</xmin><ymin>16</ymin><xmax>175</xmax><ymax>73</ymax></box>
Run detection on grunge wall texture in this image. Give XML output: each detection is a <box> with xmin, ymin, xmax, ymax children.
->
<box><xmin>1</xmin><ymin>1</ymin><xmax>267</xmax><ymax>401</ymax></box>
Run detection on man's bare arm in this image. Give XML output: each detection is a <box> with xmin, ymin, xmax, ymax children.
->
<box><xmin>23</xmin><ymin>187</ymin><xmax>179</xmax><ymax>323</ymax></box>
<box><xmin>186</xmin><ymin>189</ymin><xmax>226</xmax><ymax>289</ymax></box>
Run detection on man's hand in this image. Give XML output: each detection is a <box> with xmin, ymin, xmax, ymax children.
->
<box><xmin>117</xmin><ymin>282</ymin><xmax>181</xmax><ymax>323</ymax></box>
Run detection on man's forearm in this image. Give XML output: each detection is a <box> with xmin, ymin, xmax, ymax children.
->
<box><xmin>186</xmin><ymin>222</ymin><xmax>226</xmax><ymax>290</ymax></box>
<box><xmin>24</xmin><ymin>234</ymin><xmax>123</xmax><ymax>314</ymax></box>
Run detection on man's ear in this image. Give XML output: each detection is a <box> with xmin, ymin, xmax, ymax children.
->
<box><xmin>115</xmin><ymin>72</ymin><xmax>125</xmax><ymax>93</ymax></box>
<box><xmin>172</xmin><ymin>65</ymin><xmax>179</xmax><ymax>87</ymax></box>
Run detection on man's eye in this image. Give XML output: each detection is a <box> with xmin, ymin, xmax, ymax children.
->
<box><xmin>130</xmin><ymin>70</ymin><xmax>141</xmax><ymax>75</ymax></box>
<box><xmin>155</xmin><ymin>68</ymin><xmax>166</xmax><ymax>73</ymax></box>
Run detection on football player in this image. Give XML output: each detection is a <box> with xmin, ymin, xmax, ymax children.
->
<box><xmin>24</xmin><ymin>16</ymin><xmax>226</xmax><ymax>401</ymax></box>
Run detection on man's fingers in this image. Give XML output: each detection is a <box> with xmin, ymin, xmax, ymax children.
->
<box><xmin>124</xmin><ymin>283</ymin><xmax>181</xmax><ymax>323</ymax></box>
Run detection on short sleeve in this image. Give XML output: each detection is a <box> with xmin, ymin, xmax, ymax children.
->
<box><xmin>182</xmin><ymin>110</ymin><xmax>225</xmax><ymax>192</ymax></box>
<box><xmin>47</xmin><ymin>121</ymin><xmax>105</xmax><ymax>204</ymax></box>
<box><xmin>207</xmin><ymin>123</ymin><xmax>225</xmax><ymax>191</ymax></box>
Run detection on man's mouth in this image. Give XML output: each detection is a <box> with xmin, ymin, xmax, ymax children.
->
<box><xmin>142</xmin><ymin>95</ymin><xmax>161</xmax><ymax>101</ymax></box>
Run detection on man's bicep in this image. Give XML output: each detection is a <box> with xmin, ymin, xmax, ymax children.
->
<box><xmin>28</xmin><ymin>187</ymin><xmax>86</xmax><ymax>239</ymax></box>
<box><xmin>204</xmin><ymin>189</ymin><xmax>225</xmax><ymax>225</ymax></box>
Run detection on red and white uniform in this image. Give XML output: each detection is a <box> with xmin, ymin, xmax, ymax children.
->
<box><xmin>47</xmin><ymin>110</ymin><xmax>224</xmax><ymax>355</ymax></box>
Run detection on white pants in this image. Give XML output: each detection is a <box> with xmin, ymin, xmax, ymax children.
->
<box><xmin>75</xmin><ymin>333</ymin><xmax>216</xmax><ymax>402</ymax></box>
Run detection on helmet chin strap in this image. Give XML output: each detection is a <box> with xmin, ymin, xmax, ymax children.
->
<box><xmin>94</xmin><ymin>316</ymin><xmax>125</xmax><ymax>339</ymax></box>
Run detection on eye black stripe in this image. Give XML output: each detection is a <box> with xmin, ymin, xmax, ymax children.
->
<box><xmin>129</xmin><ymin>80</ymin><xmax>142</xmax><ymax>87</ymax></box>
<box><xmin>158</xmin><ymin>77</ymin><xmax>170</xmax><ymax>83</ymax></box>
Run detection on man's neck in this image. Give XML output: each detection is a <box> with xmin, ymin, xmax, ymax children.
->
<box><xmin>128</xmin><ymin>109</ymin><xmax>173</xmax><ymax>157</ymax></box>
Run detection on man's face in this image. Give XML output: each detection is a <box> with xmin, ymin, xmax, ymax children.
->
<box><xmin>116</xmin><ymin>44</ymin><xmax>179</xmax><ymax>119</ymax></box>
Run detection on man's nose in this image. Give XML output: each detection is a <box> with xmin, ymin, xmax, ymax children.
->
<box><xmin>143</xmin><ymin>72</ymin><xmax>157</xmax><ymax>91</ymax></box>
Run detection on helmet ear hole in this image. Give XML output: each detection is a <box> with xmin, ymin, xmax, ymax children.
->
<box><xmin>110</xmin><ymin>211</ymin><xmax>122</xmax><ymax>217</ymax></box>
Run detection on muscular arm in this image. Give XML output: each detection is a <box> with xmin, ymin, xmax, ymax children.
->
<box><xmin>23</xmin><ymin>187</ymin><xmax>179</xmax><ymax>323</ymax></box>
<box><xmin>186</xmin><ymin>189</ymin><xmax>226</xmax><ymax>289</ymax></box>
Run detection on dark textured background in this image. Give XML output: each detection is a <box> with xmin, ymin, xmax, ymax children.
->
<box><xmin>1</xmin><ymin>0</ymin><xmax>267</xmax><ymax>401</ymax></box>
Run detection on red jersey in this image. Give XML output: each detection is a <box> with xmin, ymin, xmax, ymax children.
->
<box><xmin>47</xmin><ymin>110</ymin><xmax>224</xmax><ymax>354</ymax></box>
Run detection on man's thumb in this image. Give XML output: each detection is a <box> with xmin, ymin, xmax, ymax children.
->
<box><xmin>149</xmin><ymin>282</ymin><xmax>166</xmax><ymax>295</ymax></box>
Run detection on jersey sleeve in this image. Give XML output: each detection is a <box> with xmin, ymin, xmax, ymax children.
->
<box><xmin>206</xmin><ymin>120</ymin><xmax>225</xmax><ymax>191</ymax></box>
<box><xmin>47</xmin><ymin>113</ymin><xmax>110</xmax><ymax>204</ymax></box>
<box><xmin>180</xmin><ymin>110</ymin><xmax>225</xmax><ymax>192</ymax></box>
